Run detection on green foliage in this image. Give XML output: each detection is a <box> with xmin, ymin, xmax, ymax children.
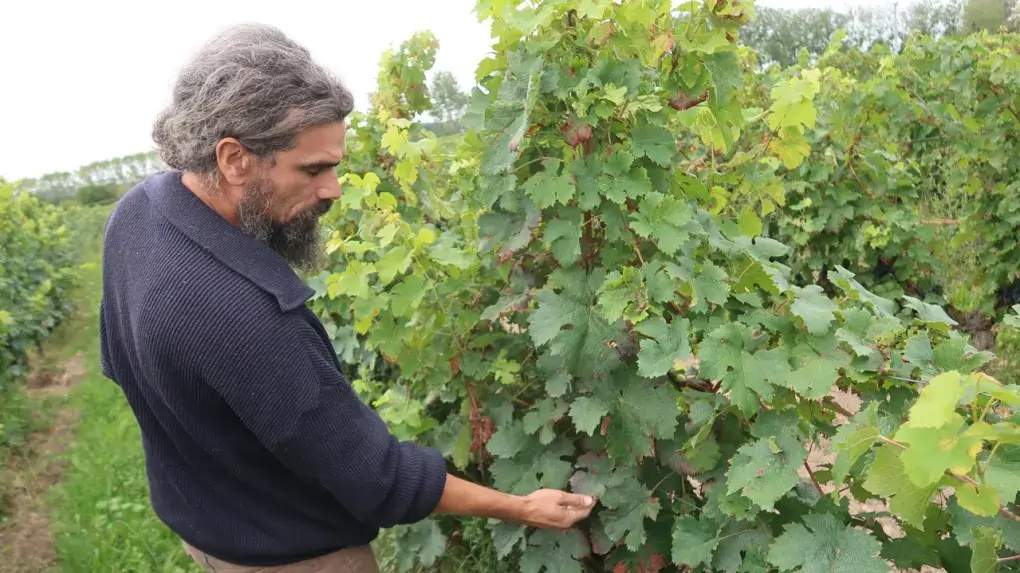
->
<box><xmin>307</xmin><ymin>1</ymin><xmax>1020</xmax><ymax>571</ymax></box>
<box><xmin>712</xmin><ymin>28</ymin><xmax>1020</xmax><ymax>345</ymax></box>
<box><xmin>75</xmin><ymin>182</ymin><xmax>121</xmax><ymax>206</ymax></box>
<box><xmin>429</xmin><ymin>70</ymin><xmax>469</xmax><ymax>129</ymax></box>
<box><xmin>964</xmin><ymin>0</ymin><xmax>1016</xmax><ymax>34</ymax></box>
<box><xmin>42</xmin><ymin>214</ymin><xmax>201</xmax><ymax>572</ymax></box>
<box><xmin>0</xmin><ymin>182</ymin><xmax>78</xmax><ymax>454</ymax></box>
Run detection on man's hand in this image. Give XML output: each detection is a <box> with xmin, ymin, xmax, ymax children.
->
<box><xmin>432</xmin><ymin>474</ymin><xmax>596</xmax><ymax>531</ymax></box>
<box><xmin>519</xmin><ymin>489</ymin><xmax>595</xmax><ymax>531</ymax></box>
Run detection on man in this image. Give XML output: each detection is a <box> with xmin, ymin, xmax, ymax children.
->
<box><xmin>99</xmin><ymin>23</ymin><xmax>593</xmax><ymax>573</ymax></box>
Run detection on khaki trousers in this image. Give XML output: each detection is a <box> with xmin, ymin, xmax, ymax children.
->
<box><xmin>183</xmin><ymin>541</ymin><xmax>379</xmax><ymax>573</ymax></box>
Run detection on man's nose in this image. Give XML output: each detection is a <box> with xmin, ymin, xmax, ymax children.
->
<box><xmin>317</xmin><ymin>176</ymin><xmax>343</xmax><ymax>200</ymax></box>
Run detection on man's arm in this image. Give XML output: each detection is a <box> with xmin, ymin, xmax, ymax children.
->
<box><xmin>433</xmin><ymin>473</ymin><xmax>595</xmax><ymax>531</ymax></box>
<box><xmin>172</xmin><ymin>299</ymin><xmax>593</xmax><ymax>531</ymax></box>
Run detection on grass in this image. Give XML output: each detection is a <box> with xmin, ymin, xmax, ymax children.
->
<box><xmin>40</xmin><ymin>205</ymin><xmax>200</xmax><ymax>573</ymax></box>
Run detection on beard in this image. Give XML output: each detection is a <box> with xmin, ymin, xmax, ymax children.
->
<box><xmin>237</xmin><ymin>175</ymin><xmax>332</xmax><ymax>273</ymax></box>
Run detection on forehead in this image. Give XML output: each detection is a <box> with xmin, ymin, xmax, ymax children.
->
<box><xmin>284</xmin><ymin>121</ymin><xmax>347</xmax><ymax>162</ymax></box>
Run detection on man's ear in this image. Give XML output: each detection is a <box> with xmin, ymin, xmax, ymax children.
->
<box><xmin>214</xmin><ymin>137</ymin><xmax>255</xmax><ymax>187</ymax></box>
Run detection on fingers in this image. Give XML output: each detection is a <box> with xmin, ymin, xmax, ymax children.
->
<box><xmin>559</xmin><ymin>492</ymin><xmax>596</xmax><ymax>508</ymax></box>
<box><xmin>521</xmin><ymin>489</ymin><xmax>597</xmax><ymax>530</ymax></box>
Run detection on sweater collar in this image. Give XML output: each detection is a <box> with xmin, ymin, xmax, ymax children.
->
<box><xmin>145</xmin><ymin>169</ymin><xmax>315</xmax><ymax>312</ymax></box>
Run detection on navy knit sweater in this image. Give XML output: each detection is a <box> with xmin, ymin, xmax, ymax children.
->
<box><xmin>98</xmin><ymin>170</ymin><xmax>447</xmax><ymax>566</ymax></box>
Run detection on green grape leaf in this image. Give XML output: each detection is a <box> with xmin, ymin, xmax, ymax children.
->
<box><xmin>570</xmin><ymin>395</ymin><xmax>610</xmax><ymax>436</ymax></box>
<box><xmin>785</xmin><ymin>355</ymin><xmax>839</xmax><ymax>400</ymax></box>
<box><xmin>970</xmin><ymin>527</ymin><xmax>1000</xmax><ymax>573</ymax></box>
<box><xmin>599</xmin><ymin>165</ymin><xmax>652</xmax><ymax>204</ymax></box>
<box><xmin>489</xmin><ymin>437</ymin><xmax>574</xmax><ymax>495</ymax></box>
<box><xmin>691</xmin><ymin>261</ymin><xmax>731</xmax><ymax>311</ymax></box>
<box><xmin>726</xmin><ymin>434</ymin><xmax>807</xmax><ymax>511</ymax></box>
<box><xmin>630</xmin><ymin>125</ymin><xmax>675</xmax><ymax>166</ymax></box>
<box><xmin>529</xmin><ymin>267</ymin><xmax>624</xmax><ymax>377</ymax></box>
<box><xmin>634</xmin><ymin>316</ymin><xmax>692</xmax><ymax>378</ymax></box>
<box><xmin>903</xmin><ymin>333</ymin><xmax>937</xmax><ymax>379</ymax></box>
<box><xmin>956</xmin><ymin>483</ymin><xmax>1000</xmax><ymax>517</ymax></box>
<box><xmin>643</xmin><ymin>264</ymin><xmax>676</xmax><ymax>304</ymax></box>
<box><xmin>711</xmin><ymin>522</ymin><xmax>773</xmax><ymax>571</ymax></box>
<box><xmin>487</xmin><ymin>420</ymin><xmax>529</xmax><ymax>458</ymax></box>
<box><xmin>733</xmin><ymin>259</ymin><xmax>781</xmax><ymax>296</ymax></box>
<box><xmin>836</xmin><ymin>308</ymin><xmax>880</xmax><ymax>359</ymax></box>
<box><xmin>479</xmin><ymin>206</ymin><xmax>540</xmax><ymax>256</ymax></box>
<box><xmin>881</xmin><ymin>536</ymin><xmax>941</xmax><ymax>570</ymax></box>
<box><xmin>598</xmin><ymin>267</ymin><xmax>648</xmax><ymax>323</ymax></box>
<box><xmin>894</xmin><ymin>414</ymin><xmax>982</xmax><ymax>486</ymax></box>
<box><xmin>671</xmin><ymin>515</ymin><xmax>720</xmax><ymax>569</ymax></box>
<box><xmin>790</xmin><ymin>285</ymin><xmax>838</xmax><ymax>334</ymax></box>
<box><xmin>948</xmin><ymin>497</ymin><xmax>1020</xmax><ymax>551</ymax></box>
<box><xmin>697</xmin><ymin>322</ymin><xmax>781</xmax><ymax>414</ymax></box>
<box><xmin>569</xmin><ymin>452</ymin><xmax>617</xmax><ymax>499</ymax></box>
<box><xmin>831</xmin><ymin>424</ymin><xmax>880</xmax><ymax>489</ymax></box>
<box><xmin>428</xmin><ymin>234</ymin><xmax>475</xmax><ymax>269</ymax></box>
<box><xmin>767</xmin><ymin>513</ymin><xmax>889</xmax><ymax>573</ymax></box>
<box><xmin>394</xmin><ymin>520</ymin><xmax>446</xmax><ymax>572</ymax></box>
<box><xmin>704</xmin><ymin>51</ymin><xmax>742</xmax><ymax>103</ymax></box>
<box><xmin>770</xmin><ymin>132</ymin><xmax>811</xmax><ymax>169</ymax></box>
<box><xmin>600</xmin><ymin>377</ymin><xmax>680</xmax><ymax>462</ymax></box>
<box><xmin>861</xmin><ymin>444</ymin><xmax>943</xmax><ymax>529</ymax></box>
<box><xmin>376</xmin><ymin>245</ymin><xmax>412</xmax><ymax>284</ymax></box>
<box><xmin>520</xmin><ymin>529</ymin><xmax>589</xmax><ymax>573</ymax></box>
<box><xmin>1004</xmin><ymin>304</ymin><xmax>1020</xmax><ymax>329</ymax></box>
<box><xmin>570</xmin><ymin>454</ymin><xmax>656</xmax><ymax>551</ymax></box>
<box><xmin>390</xmin><ymin>274</ymin><xmax>428</xmax><ymax>316</ymax></box>
<box><xmin>544</xmin><ymin>216</ymin><xmax>583</xmax><ymax>266</ymax></box>
<box><xmin>523</xmin><ymin>163</ymin><xmax>577</xmax><ymax>209</ymax></box>
<box><xmin>984</xmin><ymin>445</ymin><xmax>1020</xmax><ymax>505</ymax></box>
<box><xmin>828</xmin><ymin>265</ymin><xmax>896</xmax><ymax>318</ymax></box>
<box><xmin>907</xmin><ymin>371</ymin><xmax>964</xmax><ymax>428</ymax></box>
<box><xmin>482</xmin><ymin>51</ymin><xmax>542</xmax><ymax>175</ymax></box>
<box><xmin>629</xmin><ymin>192</ymin><xmax>700</xmax><ymax>256</ymax></box>
<box><xmin>523</xmin><ymin>398</ymin><xmax>568</xmax><ymax>445</ymax></box>
<box><xmin>933</xmin><ymin>335</ymin><xmax>995</xmax><ymax>373</ymax></box>
<box><xmin>489</xmin><ymin>521</ymin><xmax>527</xmax><ymax>559</ymax></box>
<box><xmin>598</xmin><ymin>469</ymin><xmax>658</xmax><ymax>551</ymax></box>
<box><xmin>903</xmin><ymin>295</ymin><xmax>958</xmax><ymax>327</ymax></box>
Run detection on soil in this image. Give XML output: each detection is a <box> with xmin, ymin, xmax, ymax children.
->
<box><xmin>947</xmin><ymin>307</ymin><xmax>997</xmax><ymax>351</ymax></box>
<box><xmin>0</xmin><ymin>351</ymin><xmax>86</xmax><ymax>573</ymax></box>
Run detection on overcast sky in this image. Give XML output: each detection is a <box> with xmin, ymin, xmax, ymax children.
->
<box><xmin>0</xmin><ymin>0</ymin><xmax>898</xmax><ymax>181</ymax></box>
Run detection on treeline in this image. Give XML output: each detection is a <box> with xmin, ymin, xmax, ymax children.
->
<box><xmin>743</xmin><ymin>0</ymin><xmax>1019</xmax><ymax>67</ymax></box>
<box><xmin>14</xmin><ymin>151</ymin><xmax>166</xmax><ymax>205</ymax></box>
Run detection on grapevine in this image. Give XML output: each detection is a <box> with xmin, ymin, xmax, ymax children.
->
<box><xmin>309</xmin><ymin>1</ymin><xmax>1020</xmax><ymax>571</ymax></box>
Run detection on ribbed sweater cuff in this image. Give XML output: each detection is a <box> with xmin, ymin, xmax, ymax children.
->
<box><xmin>402</xmin><ymin>447</ymin><xmax>448</xmax><ymax>524</ymax></box>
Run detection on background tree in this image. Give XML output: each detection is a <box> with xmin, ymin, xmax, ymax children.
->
<box><xmin>741</xmin><ymin>7</ymin><xmax>849</xmax><ymax>67</ymax></box>
<box><xmin>963</xmin><ymin>0</ymin><xmax>1017</xmax><ymax>32</ymax></box>
<box><xmin>428</xmin><ymin>70</ymin><xmax>468</xmax><ymax>130</ymax></box>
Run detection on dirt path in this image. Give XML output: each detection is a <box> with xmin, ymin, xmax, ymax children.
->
<box><xmin>0</xmin><ymin>351</ymin><xmax>87</xmax><ymax>573</ymax></box>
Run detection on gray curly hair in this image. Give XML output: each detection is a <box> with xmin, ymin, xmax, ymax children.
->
<box><xmin>153</xmin><ymin>23</ymin><xmax>355</xmax><ymax>188</ymax></box>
